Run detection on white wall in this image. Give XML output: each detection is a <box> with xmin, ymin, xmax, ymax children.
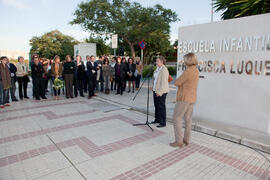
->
<box><xmin>0</xmin><ymin>50</ymin><xmax>29</xmax><ymax>60</ymax></box>
<box><xmin>177</xmin><ymin>13</ymin><xmax>270</xmax><ymax>134</ymax></box>
<box><xmin>74</xmin><ymin>43</ymin><xmax>96</xmax><ymax>62</ymax></box>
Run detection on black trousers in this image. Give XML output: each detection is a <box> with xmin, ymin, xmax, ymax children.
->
<box><xmin>135</xmin><ymin>75</ymin><xmax>141</xmax><ymax>88</ymax></box>
<box><xmin>116</xmin><ymin>76</ymin><xmax>124</xmax><ymax>94</ymax></box>
<box><xmin>88</xmin><ymin>76</ymin><xmax>96</xmax><ymax>97</ymax></box>
<box><xmin>64</xmin><ymin>74</ymin><xmax>74</xmax><ymax>98</ymax></box>
<box><xmin>32</xmin><ymin>77</ymin><xmax>45</xmax><ymax>98</ymax></box>
<box><xmin>83</xmin><ymin>75</ymin><xmax>88</xmax><ymax>93</ymax></box>
<box><xmin>44</xmin><ymin>78</ymin><xmax>48</xmax><ymax>90</ymax></box>
<box><xmin>17</xmin><ymin>76</ymin><xmax>28</xmax><ymax>98</ymax></box>
<box><xmin>153</xmin><ymin>92</ymin><xmax>167</xmax><ymax>126</ymax></box>
<box><xmin>74</xmin><ymin>75</ymin><xmax>84</xmax><ymax>97</ymax></box>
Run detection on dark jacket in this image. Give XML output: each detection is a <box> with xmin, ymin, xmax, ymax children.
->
<box><xmin>87</xmin><ymin>61</ymin><xmax>98</xmax><ymax>78</ymax></box>
<box><xmin>8</xmin><ymin>63</ymin><xmax>17</xmax><ymax>81</ymax></box>
<box><xmin>74</xmin><ymin>60</ymin><xmax>85</xmax><ymax>78</ymax></box>
<box><xmin>115</xmin><ymin>63</ymin><xmax>127</xmax><ymax>78</ymax></box>
<box><xmin>63</xmin><ymin>61</ymin><xmax>75</xmax><ymax>75</ymax></box>
<box><xmin>31</xmin><ymin>64</ymin><xmax>44</xmax><ymax>79</ymax></box>
<box><xmin>127</xmin><ymin>63</ymin><xmax>136</xmax><ymax>75</ymax></box>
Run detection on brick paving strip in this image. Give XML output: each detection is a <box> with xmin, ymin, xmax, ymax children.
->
<box><xmin>0</xmin><ymin>100</ymin><xmax>88</xmax><ymax>114</ymax></box>
<box><xmin>0</xmin><ymin>115</ymin><xmax>164</xmax><ymax>167</ymax></box>
<box><xmin>110</xmin><ymin>143</ymin><xmax>270</xmax><ymax>180</ymax></box>
<box><xmin>0</xmin><ymin>109</ymin><xmax>96</xmax><ymax>122</ymax></box>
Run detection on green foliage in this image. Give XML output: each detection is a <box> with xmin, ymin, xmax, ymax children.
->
<box><xmin>214</xmin><ymin>0</ymin><xmax>270</xmax><ymax>19</ymax></box>
<box><xmin>70</xmin><ymin>0</ymin><xmax>179</xmax><ymax>57</ymax></box>
<box><xmin>85</xmin><ymin>36</ymin><xmax>111</xmax><ymax>56</ymax></box>
<box><xmin>142</xmin><ymin>65</ymin><xmax>156</xmax><ymax>78</ymax></box>
<box><xmin>29</xmin><ymin>30</ymin><xmax>79</xmax><ymax>60</ymax></box>
<box><xmin>167</xmin><ymin>66</ymin><xmax>176</xmax><ymax>75</ymax></box>
<box><xmin>53</xmin><ymin>78</ymin><xmax>64</xmax><ymax>90</ymax></box>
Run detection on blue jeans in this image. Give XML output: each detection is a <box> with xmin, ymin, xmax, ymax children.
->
<box><xmin>135</xmin><ymin>75</ymin><xmax>141</xmax><ymax>88</ymax></box>
<box><xmin>0</xmin><ymin>81</ymin><xmax>9</xmax><ymax>105</ymax></box>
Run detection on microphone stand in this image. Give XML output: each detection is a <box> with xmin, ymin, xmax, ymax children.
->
<box><xmin>133</xmin><ymin>65</ymin><xmax>154</xmax><ymax>131</ymax></box>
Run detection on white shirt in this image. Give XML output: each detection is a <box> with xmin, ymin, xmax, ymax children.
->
<box><xmin>83</xmin><ymin>61</ymin><xmax>87</xmax><ymax>71</ymax></box>
<box><xmin>153</xmin><ymin>66</ymin><xmax>163</xmax><ymax>91</ymax></box>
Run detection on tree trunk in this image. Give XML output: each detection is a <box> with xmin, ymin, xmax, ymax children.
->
<box><xmin>122</xmin><ymin>35</ymin><xmax>136</xmax><ymax>57</ymax></box>
<box><xmin>129</xmin><ymin>43</ymin><xmax>135</xmax><ymax>57</ymax></box>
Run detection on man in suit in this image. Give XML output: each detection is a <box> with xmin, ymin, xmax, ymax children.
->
<box><xmin>31</xmin><ymin>57</ymin><xmax>47</xmax><ymax>100</ymax></box>
<box><xmin>7</xmin><ymin>59</ymin><xmax>18</xmax><ymax>102</ymax></box>
<box><xmin>87</xmin><ymin>55</ymin><xmax>98</xmax><ymax>99</ymax></box>
<box><xmin>74</xmin><ymin>55</ymin><xmax>85</xmax><ymax>97</ymax></box>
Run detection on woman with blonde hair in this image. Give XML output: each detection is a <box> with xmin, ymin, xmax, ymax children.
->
<box><xmin>170</xmin><ymin>52</ymin><xmax>199</xmax><ymax>148</ymax></box>
<box><xmin>16</xmin><ymin>56</ymin><xmax>30</xmax><ymax>100</ymax></box>
<box><xmin>151</xmin><ymin>56</ymin><xmax>169</xmax><ymax>128</ymax></box>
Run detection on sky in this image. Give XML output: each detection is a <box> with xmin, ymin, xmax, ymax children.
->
<box><xmin>0</xmin><ymin>0</ymin><xmax>222</xmax><ymax>52</ymax></box>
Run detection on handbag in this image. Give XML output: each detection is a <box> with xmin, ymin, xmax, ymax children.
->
<box><xmin>25</xmin><ymin>76</ymin><xmax>30</xmax><ymax>83</ymax></box>
<box><xmin>168</xmin><ymin>75</ymin><xmax>173</xmax><ymax>83</ymax></box>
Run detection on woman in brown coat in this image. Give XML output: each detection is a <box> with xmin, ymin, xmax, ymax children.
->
<box><xmin>51</xmin><ymin>55</ymin><xmax>63</xmax><ymax>100</ymax></box>
<box><xmin>170</xmin><ymin>52</ymin><xmax>199</xmax><ymax>148</ymax></box>
<box><xmin>0</xmin><ymin>56</ymin><xmax>11</xmax><ymax>108</ymax></box>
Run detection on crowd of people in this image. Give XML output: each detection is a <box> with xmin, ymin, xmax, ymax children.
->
<box><xmin>0</xmin><ymin>54</ymin><xmax>143</xmax><ymax>108</ymax></box>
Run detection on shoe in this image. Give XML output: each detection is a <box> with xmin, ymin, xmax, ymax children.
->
<box><xmin>66</xmin><ymin>97</ymin><xmax>69</xmax><ymax>99</ymax></box>
<box><xmin>183</xmin><ymin>140</ymin><xmax>189</xmax><ymax>146</ymax></box>
<box><xmin>88</xmin><ymin>96</ymin><xmax>92</xmax><ymax>99</ymax></box>
<box><xmin>4</xmin><ymin>104</ymin><xmax>10</xmax><ymax>107</ymax></box>
<box><xmin>115</xmin><ymin>93</ymin><xmax>120</xmax><ymax>95</ymax></box>
<box><xmin>157</xmin><ymin>124</ymin><xmax>166</xmax><ymax>128</ymax></box>
<box><xmin>12</xmin><ymin>99</ymin><xmax>18</xmax><ymax>102</ymax></box>
<box><xmin>93</xmin><ymin>94</ymin><xmax>97</xmax><ymax>96</ymax></box>
<box><xmin>20</xmin><ymin>97</ymin><xmax>23</xmax><ymax>100</ymax></box>
<box><xmin>41</xmin><ymin>96</ymin><xmax>47</xmax><ymax>99</ymax></box>
<box><xmin>36</xmin><ymin>97</ymin><xmax>41</xmax><ymax>100</ymax></box>
<box><xmin>170</xmin><ymin>142</ymin><xmax>184</xmax><ymax>148</ymax></box>
<box><xmin>24</xmin><ymin>96</ymin><xmax>30</xmax><ymax>99</ymax></box>
<box><xmin>80</xmin><ymin>94</ymin><xmax>85</xmax><ymax>97</ymax></box>
<box><xmin>132</xmin><ymin>89</ymin><xmax>134</xmax><ymax>93</ymax></box>
<box><xmin>0</xmin><ymin>105</ymin><xmax>5</xmax><ymax>108</ymax></box>
<box><xmin>70</xmin><ymin>96</ymin><xmax>74</xmax><ymax>99</ymax></box>
<box><xmin>150</xmin><ymin>121</ymin><xmax>159</xmax><ymax>124</ymax></box>
<box><xmin>128</xmin><ymin>90</ymin><xmax>130</xmax><ymax>93</ymax></box>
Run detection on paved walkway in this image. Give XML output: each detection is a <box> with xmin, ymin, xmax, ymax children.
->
<box><xmin>98</xmin><ymin>82</ymin><xmax>270</xmax><ymax>150</ymax></box>
<box><xmin>0</xmin><ymin>90</ymin><xmax>270</xmax><ymax>179</ymax></box>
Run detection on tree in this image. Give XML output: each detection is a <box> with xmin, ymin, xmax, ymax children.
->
<box><xmin>214</xmin><ymin>0</ymin><xmax>270</xmax><ymax>19</ymax></box>
<box><xmin>85</xmin><ymin>36</ymin><xmax>111</xmax><ymax>56</ymax></box>
<box><xmin>29</xmin><ymin>30</ymin><xmax>79</xmax><ymax>60</ymax></box>
<box><xmin>70</xmin><ymin>0</ymin><xmax>179</xmax><ymax>57</ymax></box>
